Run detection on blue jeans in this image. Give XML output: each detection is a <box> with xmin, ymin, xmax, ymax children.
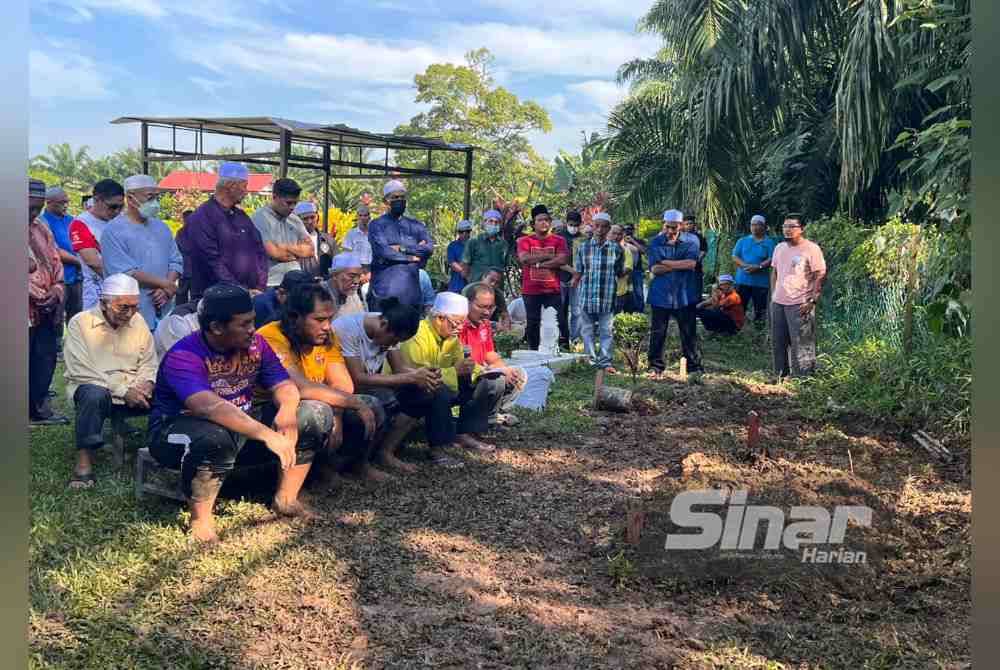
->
<box><xmin>559</xmin><ymin>283</ymin><xmax>581</xmax><ymax>344</ymax></box>
<box><xmin>580</xmin><ymin>311</ymin><xmax>614</xmax><ymax>369</ymax></box>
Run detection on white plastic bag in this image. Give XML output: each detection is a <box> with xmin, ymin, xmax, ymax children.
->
<box><xmin>511</xmin><ymin>365</ymin><xmax>555</xmax><ymax>411</ymax></box>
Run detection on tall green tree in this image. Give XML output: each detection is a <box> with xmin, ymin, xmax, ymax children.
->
<box><xmin>30</xmin><ymin>143</ymin><xmax>93</xmax><ymax>190</ymax></box>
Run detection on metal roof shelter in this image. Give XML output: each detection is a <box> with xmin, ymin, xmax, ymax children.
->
<box><xmin>111</xmin><ymin>116</ymin><xmax>476</xmax><ymax>227</ymax></box>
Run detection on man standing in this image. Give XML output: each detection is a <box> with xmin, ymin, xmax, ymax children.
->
<box><xmin>574</xmin><ymin>213</ymin><xmax>625</xmax><ymax>372</ymax></box>
<box><xmin>294</xmin><ymin>201</ymin><xmax>337</xmax><ymax>278</ymax></box>
<box><xmin>148</xmin><ymin>284</ymin><xmax>328</xmax><ymax>542</ymax></box>
<box><xmin>447</xmin><ymin>220</ymin><xmax>473</xmax><ymax>292</ymax></box>
<box><xmin>41</xmin><ymin>187</ymin><xmax>83</xmax><ymax>325</ymax></box>
<box><xmin>647</xmin><ymin>210</ymin><xmax>702</xmax><ymax>377</ymax></box>
<box><xmin>181</xmin><ymin>162</ymin><xmax>268</xmax><ymax>300</ymax></box>
<box><xmin>556</xmin><ymin>210</ymin><xmax>583</xmax><ymax>349</ymax></box>
<box><xmin>682</xmin><ymin>214</ymin><xmax>708</xmax><ymax>305</ymax></box>
<box><xmin>770</xmin><ymin>214</ymin><xmax>826</xmax><ymax>379</ymax></box>
<box><xmin>342</xmin><ymin>204</ymin><xmax>373</xmax><ymax>270</ymax></box>
<box><xmin>368</xmin><ymin>180</ymin><xmax>433</xmax><ymax>310</ymax></box>
<box><xmin>70</xmin><ymin>178</ymin><xmax>125</xmax><ymax>310</ymax></box>
<box><xmin>516</xmin><ymin>205</ymin><xmax>568</xmax><ymax>351</ymax></box>
<box><xmin>623</xmin><ymin>224</ymin><xmax>647</xmax><ymax>313</ymax></box>
<box><xmin>609</xmin><ymin>225</ymin><xmax>637</xmax><ymax>314</ymax></box>
<box><xmin>462</xmin><ymin>209</ymin><xmax>508</xmax><ymax>285</ymax></box>
<box><xmin>327</xmin><ymin>253</ymin><xmax>366</xmax><ymax>318</ymax></box>
<box><xmin>252</xmin><ymin>178</ymin><xmax>313</xmax><ymax>288</ymax></box>
<box><xmin>63</xmin><ymin>274</ymin><xmax>157</xmax><ymax>488</ymax></box>
<box><xmin>101</xmin><ymin>175</ymin><xmax>183</xmax><ymax>331</ymax></box>
<box><xmin>29</xmin><ymin>178</ymin><xmax>68</xmax><ymax>426</ymax></box>
<box><xmin>732</xmin><ymin>214</ymin><xmax>776</xmax><ymax>325</ymax></box>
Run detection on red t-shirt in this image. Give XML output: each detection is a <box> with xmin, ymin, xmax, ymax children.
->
<box><xmin>69</xmin><ymin>218</ymin><xmax>100</xmax><ymax>251</ymax></box>
<box><xmin>517</xmin><ymin>233</ymin><xmax>567</xmax><ymax>295</ymax></box>
<box><xmin>458</xmin><ymin>318</ymin><xmax>495</xmax><ymax>366</ymax></box>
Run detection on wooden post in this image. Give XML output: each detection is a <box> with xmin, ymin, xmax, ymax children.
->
<box><xmin>679</xmin><ymin>356</ymin><xmax>688</xmax><ymax>381</ymax></box>
<box><xmin>747</xmin><ymin>411</ymin><xmax>760</xmax><ymax>451</ymax></box>
<box><xmin>593</xmin><ymin>369</ymin><xmax>605</xmax><ymax>409</ymax></box>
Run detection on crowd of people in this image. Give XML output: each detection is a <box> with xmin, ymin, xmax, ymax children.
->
<box><xmin>27</xmin><ymin>166</ymin><xmax>827</xmax><ymax>542</ymax></box>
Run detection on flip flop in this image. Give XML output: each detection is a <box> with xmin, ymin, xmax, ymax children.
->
<box><xmin>68</xmin><ymin>472</ymin><xmax>96</xmax><ymax>490</ymax></box>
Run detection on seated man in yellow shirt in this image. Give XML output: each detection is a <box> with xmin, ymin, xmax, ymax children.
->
<box><xmin>257</xmin><ymin>283</ymin><xmax>382</xmax><ymax>482</ymax></box>
<box><xmin>397</xmin><ymin>292</ymin><xmax>507</xmax><ymax>466</ymax></box>
<box><xmin>64</xmin><ymin>274</ymin><xmax>158</xmax><ymax>489</ymax></box>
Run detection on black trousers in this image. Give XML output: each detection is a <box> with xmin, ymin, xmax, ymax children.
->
<box><xmin>523</xmin><ymin>292</ymin><xmax>562</xmax><ymax>351</ymax></box>
<box><xmin>328</xmin><ymin>394</ymin><xmax>386</xmax><ymax>475</ymax></box>
<box><xmin>736</xmin><ymin>284</ymin><xmax>769</xmax><ymax>323</ymax></box>
<box><xmin>73</xmin><ymin>384</ymin><xmax>148</xmax><ymax>449</ymax></box>
<box><xmin>697</xmin><ymin>308</ymin><xmax>740</xmax><ymax>334</ymax></box>
<box><xmin>648</xmin><ymin>305</ymin><xmax>702</xmax><ymax>373</ymax></box>
<box><xmin>149</xmin><ymin>400</ymin><xmax>333</xmax><ymax>498</ymax></box>
<box><xmin>29</xmin><ymin>317</ymin><xmax>59</xmax><ymax>419</ymax></box>
<box><xmin>64</xmin><ymin>282</ymin><xmax>83</xmax><ymax>323</ymax></box>
<box><xmin>395</xmin><ymin>376</ymin><xmax>506</xmax><ymax>447</ymax></box>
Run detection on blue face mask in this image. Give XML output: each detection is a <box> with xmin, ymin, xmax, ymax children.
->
<box><xmin>485</xmin><ymin>224</ymin><xmax>500</xmax><ymax>236</ymax></box>
<box><xmin>138</xmin><ymin>199</ymin><xmax>160</xmax><ymax>219</ymax></box>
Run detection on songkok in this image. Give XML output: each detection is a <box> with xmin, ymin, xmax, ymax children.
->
<box><xmin>29</xmin><ymin>179</ymin><xmax>46</xmax><ymax>199</ymax></box>
<box><xmin>218</xmin><ymin>162</ymin><xmax>249</xmax><ymax>182</ymax></box>
<box><xmin>718</xmin><ymin>274</ymin><xmax>735</xmax><ymax>285</ymax></box>
<box><xmin>566</xmin><ymin>210</ymin><xmax>582</xmax><ymax>223</ymax></box>
<box><xmin>124</xmin><ymin>174</ymin><xmax>160</xmax><ymax>191</ymax></box>
<box><xmin>293</xmin><ymin>201</ymin><xmax>317</xmax><ymax>216</ymax></box>
<box><xmin>383</xmin><ymin>180</ymin><xmax>406</xmax><ymax>196</ymax></box>
<box><xmin>456</xmin><ymin>220</ymin><xmax>473</xmax><ymax>232</ymax></box>
<box><xmin>279</xmin><ymin>269</ymin><xmax>314</xmax><ymax>291</ymax></box>
<box><xmin>662</xmin><ymin>209</ymin><xmax>683</xmax><ymax>223</ymax></box>
<box><xmin>593</xmin><ymin>212</ymin><xmax>612</xmax><ymax>223</ymax></box>
<box><xmin>199</xmin><ymin>283</ymin><xmax>253</xmax><ymax>319</ymax></box>
<box><xmin>530</xmin><ymin>204</ymin><xmax>550</xmax><ymax>220</ymax></box>
<box><xmin>750</xmin><ymin>214</ymin><xmax>766</xmax><ymax>225</ymax></box>
<box><xmin>332</xmin><ymin>253</ymin><xmax>362</xmax><ymax>272</ymax></box>
<box><xmin>101</xmin><ymin>273</ymin><xmax>140</xmax><ymax>296</ymax></box>
<box><xmin>483</xmin><ymin>209</ymin><xmax>502</xmax><ymax>221</ymax></box>
<box><xmin>432</xmin><ymin>291</ymin><xmax>469</xmax><ymax>317</ymax></box>
<box><xmin>45</xmin><ymin>186</ymin><xmax>67</xmax><ymax>200</ymax></box>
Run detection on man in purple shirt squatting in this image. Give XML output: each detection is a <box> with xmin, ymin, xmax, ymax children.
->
<box><xmin>178</xmin><ymin>162</ymin><xmax>269</xmax><ymax>301</ymax></box>
<box><xmin>148</xmin><ymin>284</ymin><xmax>333</xmax><ymax>543</ymax></box>
<box><xmin>367</xmin><ymin>179</ymin><xmax>434</xmax><ymax>311</ymax></box>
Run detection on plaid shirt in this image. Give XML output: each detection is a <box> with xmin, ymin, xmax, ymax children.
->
<box><xmin>575</xmin><ymin>237</ymin><xmax>624</xmax><ymax>314</ymax></box>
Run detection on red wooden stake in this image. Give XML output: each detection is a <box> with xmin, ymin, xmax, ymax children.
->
<box><xmin>747</xmin><ymin>411</ymin><xmax>761</xmax><ymax>451</ymax></box>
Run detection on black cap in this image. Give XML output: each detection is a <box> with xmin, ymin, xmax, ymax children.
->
<box><xmin>530</xmin><ymin>204</ymin><xmax>550</xmax><ymax>220</ymax></box>
<box><xmin>279</xmin><ymin>269</ymin><xmax>314</xmax><ymax>291</ymax></box>
<box><xmin>566</xmin><ymin>210</ymin><xmax>582</xmax><ymax>223</ymax></box>
<box><xmin>201</xmin><ymin>284</ymin><xmax>253</xmax><ymax>319</ymax></box>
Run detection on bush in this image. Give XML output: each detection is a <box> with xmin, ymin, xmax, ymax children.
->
<box><xmin>613</xmin><ymin>312</ymin><xmax>650</xmax><ymax>384</ymax></box>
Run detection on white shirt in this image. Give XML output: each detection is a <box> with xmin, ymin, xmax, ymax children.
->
<box><xmin>342</xmin><ymin>227</ymin><xmax>373</xmax><ymax>266</ymax></box>
<box><xmin>332</xmin><ymin>312</ymin><xmax>398</xmax><ymax>375</ymax></box>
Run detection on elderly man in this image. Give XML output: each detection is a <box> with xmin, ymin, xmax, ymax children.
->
<box><xmin>771</xmin><ymin>213</ymin><xmax>827</xmax><ymax>379</ymax></box>
<box><xmin>253</xmin><ymin>178</ymin><xmax>314</xmax><ymax>288</ymax></box>
<box><xmin>29</xmin><ymin>178</ymin><xmax>68</xmax><ymax>426</ymax></box>
<box><xmin>459</xmin><ymin>283</ymin><xmax>527</xmax><ymax>424</ymax></box>
<box><xmin>253</xmin><ymin>269</ymin><xmax>313</xmax><ymax>329</ymax></box>
<box><xmin>574</xmin><ymin>212</ymin><xmax>625</xmax><ymax>372</ymax></box>
<box><xmin>342</xmin><ymin>204</ymin><xmax>373</xmax><ymax>270</ymax></box>
<box><xmin>368</xmin><ymin>180</ymin><xmax>434</xmax><ymax>310</ymax></box>
<box><xmin>70</xmin><ymin>179</ymin><xmax>125</xmax><ymax>310</ymax></box>
<box><xmin>517</xmin><ymin>205</ymin><xmax>569</xmax><ymax>351</ymax></box>
<box><xmin>64</xmin><ymin>274</ymin><xmax>157</xmax><ymax>488</ymax></box>
<box><xmin>257</xmin><ymin>283</ymin><xmax>383</xmax><ymax>481</ymax></box>
<box><xmin>42</xmin><ymin>186</ymin><xmax>83</xmax><ymax>324</ymax></box>
<box><xmin>696</xmin><ymin>274</ymin><xmax>745</xmax><ymax>335</ymax></box>
<box><xmin>181</xmin><ymin>162</ymin><xmax>268</xmax><ymax>300</ymax></box>
<box><xmin>101</xmin><ymin>175</ymin><xmax>183</xmax><ymax>330</ymax></box>
<box><xmin>327</xmin><ymin>253</ymin><xmax>366</xmax><ymax>318</ymax></box>
<box><xmin>397</xmin><ymin>292</ymin><xmax>507</xmax><ymax>463</ymax></box>
<box><xmin>149</xmin><ymin>284</ymin><xmax>330</xmax><ymax>542</ymax></box>
<box><xmin>647</xmin><ymin>209</ymin><xmax>702</xmax><ymax>377</ymax></box>
<box><xmin>462</xmin><ymin>208</ymin><xmax>508</xmax><ymax>284</ymax></box>
<box><xmin>447</xmin><ymin>220</ymin><xmax>473</xmax><ymax>292</ymax></box>
<box><xmin>732</xmin><ymin>214</ymin><xmax>776</xmax><ymax>325</ymax></box>
<box><xmin>295</xmin><ymin>202</ymin><xmax>337</xmax><ymax>278</ymax></box>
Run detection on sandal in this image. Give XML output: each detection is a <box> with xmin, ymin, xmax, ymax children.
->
<box><xmin>68</xmin><ymin>472</ymin><xmax>96</xmax><ymax>490</ymax></box>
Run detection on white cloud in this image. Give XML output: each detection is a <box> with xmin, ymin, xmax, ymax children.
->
<box><xmin>567</xmin><ymin>79</ymin><xmax>628</xmax><ymax>112</ymax></box>
<box><xmin>29</xmin><ymin>50</ymin><xmax>113</xmax><ymax>102</ymax></box>
<box><xmin>472</xmin><ymin>0</ymin><xmax>644</xmax><ymax>27</ymax></box>
<box><xmin>36</xmin><ymin>0</ymin><xmax>166</xmax><ymax>19</ymax></box>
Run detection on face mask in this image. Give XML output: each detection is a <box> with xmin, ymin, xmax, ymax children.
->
<box><xmin>389</xmin><ymin>200</ymin><xmax>406</xmax><ymax>217</ymax></box>
<box><xmin>485</xmin><ymin>224</ymin><xmax>500</xmax><ymax>236</ymax></box>
<box><xmin>138</xmin><ymin>199</ymin><xmax>160</xmax><ymax>219</ymax></box>
<box><xmin>567</xmin><ymin>226</ymin><xmax>578</xmax><ymax>235</ymax></box>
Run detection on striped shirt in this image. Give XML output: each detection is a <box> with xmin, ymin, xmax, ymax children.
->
<box><xmin>575</xmin><ymin>237</ymin><xmax>624</xmax><ymax>314</ymax></box>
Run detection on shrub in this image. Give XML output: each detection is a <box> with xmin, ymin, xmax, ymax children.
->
<box><xmin>613</xmin><ymin>312</ymin><xmax>650</xmax><ymax>384</ymax></box>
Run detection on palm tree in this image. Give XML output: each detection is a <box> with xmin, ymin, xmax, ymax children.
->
<box><xmin>30</xmin><ymin>143</ymin><xmax>93</xmax><ymax>189</ymax></box>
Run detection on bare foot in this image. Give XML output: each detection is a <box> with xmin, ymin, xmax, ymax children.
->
<box><xmin>456</xmin><ymin>434</ymin><xmax>496</xmax><ymax>452</ymax></box>
<box><xmin>362</xmin><ymin>464</ymin><xmax>395</xmax><ymax>482</ymax></box>
<box><xmin>381</xmin><ymin>452</ymin><xmax>418</xmax><ymax>474</ymax></box>
<box><xmin>272</xmin><ymin>497</ymin><xmax>319</xmax><ymax>521</ymax></box>
<box><xmin>190</xmin><ymin>519</ymin><xmax>219</xmax><ymax>544</ymax></box>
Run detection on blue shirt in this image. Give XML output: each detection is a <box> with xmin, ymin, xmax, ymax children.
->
<box><xmin>732</xmin><ymin>235</ymin><xmax>777</xmax><ymax>288</ymax></box>
<box><xmin>41</xmin><ymin>210</ymin><xmax>80</xmax><ymax>284</ymax></box>
<box><xmin>102</xmin><ymin>216</ymin><xmax>184</xmax><ymax>331</ymax></box>
<box><xmin>253</xmin><ymin>288</ymin><xmax>281</xmax><ymax>328</ymax></box>
<box><xmin>647</xmin><ymin>233</ymin><xmax>699</xmax><ymax>309</ymax></box>
<box><xmin>446</xmin><ymin>239</ymin><xmax>467</xmax><ymax>292</ymax></box>
<box><xmin>419</xmin><ymin>269</ymin><xmax>436</xmax><ymax>310</ymax></box>
<box><xmin>369</xmin><ymin>213</ymin><xmax>434</xmax><ymax>308</ymax></box>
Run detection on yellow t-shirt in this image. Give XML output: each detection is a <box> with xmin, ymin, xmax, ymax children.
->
<box><xmin>616</xmin><ymin>247</ymin><xmax>635</xmax><ymax>297</ymax></box>
<box><xmin>396</xmin><ymin>318</ymin><xmax>480</xmax><ymax>393</ymax></box>
<box><xmin>257</xmin><ymin>320</ymin><xmax>345</xmax><ymax>384</ymax></box>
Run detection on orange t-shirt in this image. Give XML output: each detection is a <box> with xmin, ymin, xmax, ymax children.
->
<box><xmin>716</xmin><ymin>291</ymin><xmax>745</xmax><ymax>330</ymax></box>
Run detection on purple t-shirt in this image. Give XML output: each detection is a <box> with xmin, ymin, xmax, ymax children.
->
<box><xmin>149</xmin><ymin>331</ymin><xmax>290</xmax><ymax>437</ymax></box>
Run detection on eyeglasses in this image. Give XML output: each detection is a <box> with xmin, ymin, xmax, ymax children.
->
<box><xmin>438</xmin><ymin>315</ymin><xmax>465</xmax><ymax>330</ymax></box>
<box><xmin>109</xmin><ymin>303</ymin><xmax>139</xmax><ymax>314</ymax></box>
<box><xmin>102</xmin><ymin>201</ymin><xmax>125</xmax><ymax>212</ymax></box>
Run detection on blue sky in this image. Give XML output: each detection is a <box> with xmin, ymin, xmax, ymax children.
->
<box><xmin>29</xmin><ymin>0</ymin><xmax>660</xmax><ymax>163</ymax></box>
